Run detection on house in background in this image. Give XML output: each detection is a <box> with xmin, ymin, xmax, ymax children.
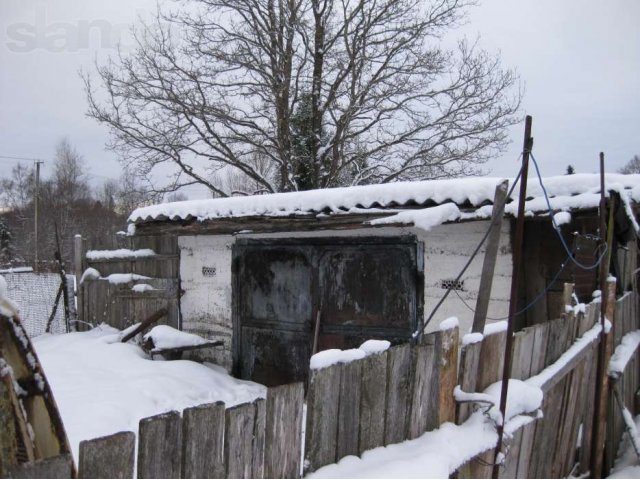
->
<box><xmin>80</xmin><ymin>174</ymin><xmax>640</xmax><ymax>386</ymax></box>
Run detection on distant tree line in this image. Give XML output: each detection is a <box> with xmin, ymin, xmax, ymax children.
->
<box><xmin>0</xmin><ymin>139</ymin><xmax>164</xmax><ymax>271</ymax></box>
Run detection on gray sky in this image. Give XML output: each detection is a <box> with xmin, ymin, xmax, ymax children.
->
<box><xmin>1</xmin><ymin>0</ymin><xmax>638</xmax><ymax>199</ymax></box>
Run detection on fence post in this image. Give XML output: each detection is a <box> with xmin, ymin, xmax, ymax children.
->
<box><xmin>137</xmin><ymin>411</ymin><xmax>182</xmax><ymax>479</ymax></box>
<box><xmin>264</xmin><ymin>383</ymin><xmax>304</xmax><ymax>479</ymax></box>
<box><xmin>181</xmin><ymin>402</ymin><xmax>225</xmax><ymax>479</ymax></box>
<box><xmin>384</xmin><ymin>344</ymin><xmax>412</xmax><ymax>445</ymax></box>
<box><xmin>408</xmin><ymin>341</ymin><xmax>440</xmax><ymax>439</ymax></box>
<box><xmin>78</xmin><ymin>431</ymin><xmax>135</xmax><ymax>479</ymax></box>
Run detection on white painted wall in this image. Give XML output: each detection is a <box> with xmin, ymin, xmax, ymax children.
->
<box><xmin>178</xmin><ymin>220</ymin><xmax>513</xmax><ymax>370</ymax></box>
<box><xmin>179</xmin><ymin>235</ymin><xmax>234</xmax><ymax>370</ymax></box>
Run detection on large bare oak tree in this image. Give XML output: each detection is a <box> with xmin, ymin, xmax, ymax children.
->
<box><xmin>85</xmin><ymin>0</ymin><xmax>521</xmax><ymax>196</ymax></box>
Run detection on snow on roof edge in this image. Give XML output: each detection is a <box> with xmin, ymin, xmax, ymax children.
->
<box><xmin>128</xmin><ymin>173</ymin><xmax>640</xmax><ymax>226</ymax></box>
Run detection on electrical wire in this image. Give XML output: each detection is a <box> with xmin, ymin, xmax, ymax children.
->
<box><xmin>529</xmin><ymin>152</ymin><xmax>608</xmax><ymax>271</ymax></box>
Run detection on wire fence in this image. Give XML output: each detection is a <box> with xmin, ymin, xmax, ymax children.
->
<box><xmin>1</xmin><ymin>271</ymin><xmax>75</xmax><ymax>337</ymax></box>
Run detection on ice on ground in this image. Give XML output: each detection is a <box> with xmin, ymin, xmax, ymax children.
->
<box><xmin>86</xmin><ymin>249</ymin><xmax>156</xmax><ymax>260</ymax></box>
<box><xmin>608</xmin><ymin>414</ymin><xmax>640</xmax><ymax>479</ymax></box>
<box><xmin>32</xmin><ymin>327</ymin><xmax>265</xmax><ymax>462</ymax></box>
<box><xmin>144</xmin><ymin>325</ymin><xmax>209</xmax><ymax>351</ymax></box>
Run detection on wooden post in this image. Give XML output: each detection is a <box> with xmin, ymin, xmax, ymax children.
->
<box><xmin>492</xmin><ymin>115</ymin><xmax>533</xmax><ymax>478</ymax></box>
<box><xmin>337</xmin><ymin>361</ymin><xmax>362</xmax><ymax>459</ymax></box>
<box><xmin>408</xmin><ymin>341</ymin><xmax>440</xmax><ymax>438</ymax></box>
<box><xmin>74</xmin><ymin>234</ymin><xmax>84</xmax><ymax>285</ymax></box>
<box><xmin>264</xmin><ymin>383</ymin><xmax>304</xmax><ymax>479</ymax></box>
<box><xmin>137</xmin><ymin>411</ymin><xmax>182</xmax><ymax>479</ymax></box>
<box><xmin>252</xmin><ymin>399</ymin><xmax>266</xmax><ymax>479</ymax></box>
<box><xmin>438</xmin><ymin>326</ymin><xmax>459</xmax><ymax>425</ymax></box>
<box><xmin>472</xmin><ymin>180</ymin><xmax>509</xmax><ymax>333</ymax></box>
<box><xmin>78</xmin><ymin>431</ymin><xmax>135</xmax><ymax>479</ymax></box>
<box><xmin>181</xmin><ymin>402</ymin><xmax>225</xmax><ymax>479</ymax></box>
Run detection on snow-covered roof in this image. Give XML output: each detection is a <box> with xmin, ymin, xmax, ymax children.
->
<box><xmin>128</xmin><ymin>173</ymin><xmax>640</xmax><ymax>228</ymax></box>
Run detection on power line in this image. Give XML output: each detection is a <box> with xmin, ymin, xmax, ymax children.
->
<box><xmin>0</xmin><ymin>155</ymin><xmax>45</xmax><ymax>163</ymax></box>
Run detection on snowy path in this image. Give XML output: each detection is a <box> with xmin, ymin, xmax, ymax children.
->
<box><xmin>32</xmin><ymin>326</ymin><xmax>265</xmax><ymax>461</ymax></box>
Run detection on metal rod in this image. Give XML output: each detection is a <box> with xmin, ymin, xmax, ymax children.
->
<box><xmin>590</xmin><ymin>152</ymin><xmax>608</xmax><ymax>477</ymax></box>
<box><xmin>492</xmin><ymin>115</ymin><xmax>533</xmax><ymax>478</ymax></box>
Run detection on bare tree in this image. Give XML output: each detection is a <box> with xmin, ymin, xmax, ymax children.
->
<box><xmin>86</xmin><ymin>0</ymin><xmax>521</xmax><ymax>195</ymax></box>
<box><xmin>619</xmin><ymin>155</ymin><xmax>640</xmax><ymax>174</ymax></box>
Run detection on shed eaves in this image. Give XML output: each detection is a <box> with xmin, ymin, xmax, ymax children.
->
<box><xmin>128</xmin><ymin>173</ymin><xmax>640</xmax><ymax>225</ymax></box>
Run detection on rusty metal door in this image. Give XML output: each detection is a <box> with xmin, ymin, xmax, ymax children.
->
<box><xmin>233</xmin><ymin>237</ymin><xmax>421</xmax><ymax>386</ymax></box>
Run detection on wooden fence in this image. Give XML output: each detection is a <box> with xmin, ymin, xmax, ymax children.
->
<box><xmin>22</xmin><ymin>284</ymin><xmax>640</xmax><ymax>478</ymax></box>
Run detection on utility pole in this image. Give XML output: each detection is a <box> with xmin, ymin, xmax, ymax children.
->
<box><xmin>34</xmin><ymin>160</ymin><xmax>43</xmax><ymax>272</ymax></box>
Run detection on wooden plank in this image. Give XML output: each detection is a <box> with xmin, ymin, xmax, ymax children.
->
<box><xmin>337</xmin><ymin>360</ymin><xmax>362</xmax><ymax>459</ymax></box>
<box><xmin>477</xmin><ymin>329</ymin><xmax>506</xmax><ymax>391</ymax></box>
<box><xmin>304</xmin><ymin>365</ymin><xmax>340</xmax><ymax>473</ymax></box>
<box><xmin>252</xmin><ymin>399</ymin><xmax>266</xmax><ymax>479</ymax></box>
<box><xmin>456</xmin><ymin>340</ymin><xmax>480</xmax><ymax>423</ymax></box>
<box><xmin>79</xmin><ymin>431</ymin><xmax>135</xmax><ymax>479</ymax></box>
<box><xmin>137</xmin><ymin>411</ymin><xmax>182</xmax><ymax>479</ymax></box>
<box><xmin>265</xmin><ymin>383</ymin><xmax>304</xmax><ymax>479</ymax></box>
<box><xmin>515</xmin><ymin>421</ymin><xmax>537</xmax><ymax>478</ymax></box>
<box><xmin>511</xmin><ymin>329</ymin><xmax>535</xmax><ymax>380</ymax></box>
<box><xmin>471</xmin><ymin>180</ymin><xmax>509</xmax><ymax>333</ymax></box>
<box><xmin>530</xmin><ymin>379</ymin><xmax>565</xmax><ymax>478</ymax></box>
<box><xmin>181</xmin><ymin>402</ymin><xmax>225</xmax><ymax>479</ymax></box>
<box><xmin>384</xmin><ymin>344</ymin><xmax>412</xmax><ymax>445</ymax></box>
<box><xmin>359</xmin><ymin>351</ymin><xmax>388</xmax><ymax>453</ymax></box>
<box><xmin>7</xmin><ymin>454</ymin><xmax>73</xmax><ymax>479</ymax></box>
<box><xmin>408</xmin><ymin>342</ymin><xmax>439</xmax><ymax>439</ymax></box>
<box><xmin>500</xmin><ymin>428</ymin><xmax>524</xmax><ymax>479</ymax></box>
<box><xmin>529</xmin><ymin>322</ymin><xmax>550</xmax><ymax>376</ymax></box>
<box><xmin>224</xmin><ymin>402</ymin><xmax>255</xmax><ymax>479</ymax></box>
<box><xmin>438</xmin><ymin>327</ymin><xmax>459</xmax><ymax>425</ymax></box>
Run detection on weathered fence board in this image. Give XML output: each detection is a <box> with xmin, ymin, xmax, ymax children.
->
<box><xmin>7</xmin><ymin>454</ymin><xmax>74</xmax><ymax>479</ymax></box>
<box><xmin>305</xmin><ymin>364</ymin><xmax>340</xmax><ymax>473</ymax></box>
<box><xmin>408</xmin><ymin>342</ymin><xmax>439</xmax><ymax>439</ymax></box>
<box><xmin>181</xmin><ymin>402</ymin><xmax>225</xmax><ymax>479</ymax></box>
<box><xmin>79</xmin><ymin>431</ymin><xmax>135</xmax><ymax>479</ymax></box>
<box><xmin>265</xmin><ymin>383</ymin><xmax>304</xmax><ymax>479</ymax></box>
<box><xmin>224</xmin><ymin>403</ymin><xmax>256</xmax><ymax>479</ymax></box>
<box><xmin>438</xmin><ymin>327</ymin><xmax>459</xmax><ymax>425</ymax></box>
<box><xmin>138</xmin><ymin>411</ymin><xmax>182</xmax><ymax>479</ymax></box>
<box><xmin>358</xmin><ymin>351</ymin><xmax>388</xmax><ymax>453</ymax></box>
<box><xmin>252</xmin><ymin>399</ymin><xmax>266</xmax><ymax>479</ymax></box>
<box><xmin>384</xmin><ymin>344</ymin><xmax>412</xmax><ymax>445</ymax></box>
<box><xmin>337</xmin><ymin>361</ymin><xmax>362</xmax><ymax>459</ymax></box>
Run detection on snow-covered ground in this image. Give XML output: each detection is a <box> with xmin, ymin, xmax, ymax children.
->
<box><xmin>608</xmin><ymin>414</ymin><xmax>640</xmax><ymax>479</ymax></box>
<box><xmin>32</xmin><ymin>326</ymin><xmax>265</xmax><ymax>462</ymax></box>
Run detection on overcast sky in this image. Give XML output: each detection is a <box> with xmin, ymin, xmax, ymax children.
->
<box><xmin>1</xmin><ymin>0</ymin><xmax>638</xmax><ymax>199</ymax></box>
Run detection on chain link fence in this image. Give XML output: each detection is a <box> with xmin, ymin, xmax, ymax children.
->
<box><xmin>1</xmin><ymin>271</ymin><xmax>76</xmax><ymax>338</ymax></box>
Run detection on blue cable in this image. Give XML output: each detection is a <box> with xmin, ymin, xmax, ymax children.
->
<box><xmin>529</xmin><ymin>152</ymin><xmax>608</xmax><ymax>271</ymax></box>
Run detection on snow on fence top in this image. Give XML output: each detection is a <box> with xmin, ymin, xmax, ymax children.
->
<box><xmin>86</xmin><ymin>249</ymin><xmax>156</xmax><ymax>260</ymax></box>
<box><xmin>128</xmin><ymin>173</ymin><xmax>640</xmax><ymax>227</ymax></box>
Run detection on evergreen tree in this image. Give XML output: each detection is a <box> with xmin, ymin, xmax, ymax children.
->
<box><xmin>0</xmin><ymin>219</ymin><xmax>15</xmax><ymax>266</ymax></box>
<box><xmin>566</xmin><ymin>165</ymin><xmax>575</xmax><ymax>175</ymax></box>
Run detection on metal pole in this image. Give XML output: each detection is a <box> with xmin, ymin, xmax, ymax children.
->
<box><xmin>492</xmin><ymin>115</ymin><xmax>533</xmax><ymax>478</ymax></box>
<box><xmin>34</xmin><ymin>160</ymin><xmax>42</xmax><ymax>272</ymax></box>
<box><xmin>590</xmin><ymin>152</ymin><xmax>609</xmax><ymax>477</ymax></box>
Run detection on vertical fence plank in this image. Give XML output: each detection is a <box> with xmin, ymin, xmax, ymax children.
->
<box><xmin>408</xmin><ymin>342</ymin><xmax>439</xmax><ymax>439</ymax></box>
<box><xmin>438</xmin><ymin>326</ymin><xmax>459</xmax><ymax>426</ymax></box>
<box><xmin>79</xmin><ymin>431</ymin><xmax>135</xmax><ymax>479</ymax></box>
<box><xmin>358</xmin><ymin>351</ymin><xmax>388</xmax><ymax>454</ymax></box>
<box><xmin>456</xmin><ymin>340</ymin><xmax>480</xmax><ymax>424</ymax></box>
<box><xmin>137</xmin><ymin>411</ymin><xmax>182</xmax><ymax>479</ymax></box>
<box><xmin>7</xmin><ymin>454</ymin><xmax>74</xmax><ymax>479</ymax></box>
<box><xmin>304</xmin><ymin>364</ymin><xmax>340</xmax><ymax>473</ymax></box>
<box><xmin>224</xmin><ymin>402</ymin><xmax>255</xmax><ymax>479</ymax></box>
<box><xmin>337</xmin><ymin>361</ymin><xmax>362</xmax><ymax>459</ymax></box>
<box><xmin>252</xmin><ymin>399</ymin><xmax>266</xmax><ymax>479</ymax></box>
<box><xmin>181</xmin><ymin>402</ymin><xmax>225</xmax><ymax>479</ymax></box>
<box><xmin>477</xmin><ymin>330</ymin><xmax>507</xmax><ymax>391</ymax></box>
<box><xmin>384</xmin><ymin>344</ymin><xmax>412</xmax><ymax>445</ymax></box>
<box><xmin>265</xmin><ymin>383</ymin><xmax>304</xmax><ymax>479</ymax></box>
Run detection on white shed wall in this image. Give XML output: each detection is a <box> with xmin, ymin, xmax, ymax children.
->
<box><xmin>178</xmin><ymin>220</ymin><xmax>512</xmax><ymax>371</ymax></box>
